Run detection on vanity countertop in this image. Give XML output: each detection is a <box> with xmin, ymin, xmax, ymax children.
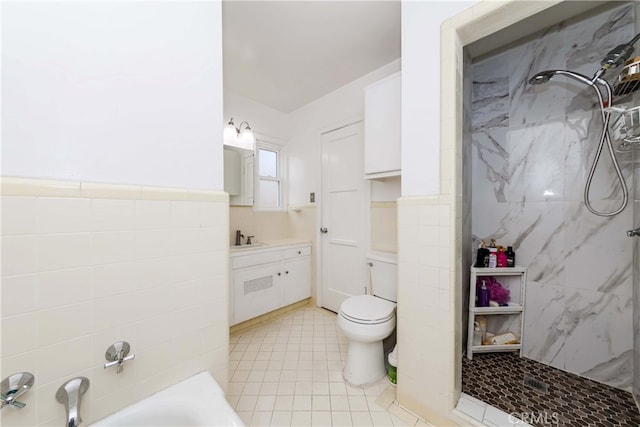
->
<box><xmin>230</xmin><ymin>238</ymin><xmax>311</xmax><ymax>254</ymax></box>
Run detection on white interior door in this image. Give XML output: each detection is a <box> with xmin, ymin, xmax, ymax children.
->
<box><xmin>321</xmin><ymin>122</ymin><xmax>368</xmax><ymax>313</ymax></box>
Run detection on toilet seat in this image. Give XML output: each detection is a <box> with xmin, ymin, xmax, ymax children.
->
<box><xmin>339</xmin><ymin>295</ymin><xmax>395</xmax><ymax>325</ymax></box>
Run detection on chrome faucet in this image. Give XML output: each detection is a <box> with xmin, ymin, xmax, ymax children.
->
<box><xmin>627</xmin><ymin>227</ymin><xmax>640</xmax><ymax>237</ymax></box>
<box><xmin>56</xmin><ymin>377</ymin><xmax>89</xmax><ymax>427</ymax></box>
<box><xmin>1</xmin><ymin>372</ymin><xmax>34</xmax><ymax>410</ymax></box>
<box><xmin>103</xmin><ymin>341</ymin><xmax>135</xmax><ymax>374</ymax></box>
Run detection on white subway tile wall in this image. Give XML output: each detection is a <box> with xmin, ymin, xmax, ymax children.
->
<box><xmin>1</xmin><ymin>178</ymin><xmax>229</xmax><ymax>426</ymax></box>
<box><xmin>397</xmin><ymin>197</ymin><xmax>456</xmax><ymax>420</ymax></box>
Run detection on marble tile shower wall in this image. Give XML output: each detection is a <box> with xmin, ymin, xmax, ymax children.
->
<box><xmin>634</xmin><ymin>93</ymin><xmax>640</xmax><ymax>406</ymax></box>
<box><xmin>0</xmin><ymin>178</ymin><xmax>229</xmax><ymax>426</ymax></box>
<box><xmin>471</xmin><ymin>4</ymin><xmax>636</xmax><ymax>391</ymax></box>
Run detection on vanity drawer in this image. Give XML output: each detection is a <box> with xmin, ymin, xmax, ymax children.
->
<box><xmin>232</xmin><ymin>251</ymin><xmax>282</xmax><ymax>269</ymax></box>
<box><xmin>283</xmin><ymin>246</ymin><xmax>311</xmax><ymax>259</ymax></box>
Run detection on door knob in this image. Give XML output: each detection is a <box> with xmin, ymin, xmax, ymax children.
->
<box><xmin>320</xmin><ymin>227</ymin><xmax>328</xmax><ymax>233</ymax></box>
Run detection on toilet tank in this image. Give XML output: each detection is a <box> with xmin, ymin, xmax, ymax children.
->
<box><xmin>367</xmin><ymin>253</ymin><xmax>397</xmax><ymax>302</ymax></box>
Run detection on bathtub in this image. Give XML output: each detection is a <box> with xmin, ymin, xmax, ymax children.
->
<box><xmin>91</xmin><ymin>372</ymin><xmax>244</xmax><ymax>426</ymax></box>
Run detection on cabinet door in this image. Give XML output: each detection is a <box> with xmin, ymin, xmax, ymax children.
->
<box><xmin>224</xmin><ymin>148</ymin><xmax>241</xmax><ymax>195</ymax></box>
<box><xmin>364</xmin><ymin>72</ymin><xmax>401</xmax><ymax>177</ymax></box>
<box><xmin>232</xmin><ymin>262</ymin><xmax>282</xmax><ymax>325</ymax></box>
<box><xmin>282</xmin><ymin>256</ymin><xmax>311</xmax><ymax>306</ymax></box>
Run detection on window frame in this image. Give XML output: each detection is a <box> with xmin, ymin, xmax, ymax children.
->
<box><xmin>253</xmin><ymin>138</ymin><xmax>287</xmax><ymax>212</ymax></box>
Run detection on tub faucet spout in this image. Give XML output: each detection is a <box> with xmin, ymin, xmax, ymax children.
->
<box><xmin>56</xmin><ymin>377</ymin><xmax>89</xmax><ymax>427</ymax></box>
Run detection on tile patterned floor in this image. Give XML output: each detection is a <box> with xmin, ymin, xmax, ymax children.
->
<box><xmin>228</xmin><ymin>305</ymin><xmax>429</xmax><ymax>426</ymax></box>
<box><xmin>462</xmin><ymin>352</ymin><xmax>640</xmax><ymax>427</ymax></box>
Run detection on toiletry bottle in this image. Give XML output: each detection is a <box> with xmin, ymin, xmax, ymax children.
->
<box><xmin>488</xmin><ymin>248</ymin><xmax>497</xmax><ymax>268</ymax></box>
<box><xmin>506</xmin><ymin>246</ymin><xmax>516</xmax><ymax>267</ymax></box>
<box><xmin>473</xmin><ymin>322</ymin><xmax>482</xmax><ymax>346</ymax></box>
<box><xmin>477</xmin><ymin>316</ymin><xmax>487</xmax><ymax>345</ymax></box>
<box><xmin>475</xmin><ymin>240</ymin><xmax>489</xmax><ymax>268</ymax></box>
<box><xmin>497</xmin><ymin>246</ymin><xmax>507</xmax><ymax>267</ymax></box>
<box><xmin>478</xmin><ymin>280</ymin><xmax>489</xmax><ymax>307</ymax></box>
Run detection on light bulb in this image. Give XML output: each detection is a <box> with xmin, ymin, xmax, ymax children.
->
<box><xmin>239</xmin><ymin>127</ymin><xmax>255</xmax><ymax>150</ymax></box>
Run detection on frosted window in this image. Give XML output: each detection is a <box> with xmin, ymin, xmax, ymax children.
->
<box><xmin>259</xmin><ymin>180</ymin><xmax>280</xmax><ymax>208</ymax></box>
<box><xmin>258</xmin><ymin>149</ymin><xmax>278</xmax><ymax>177</ymax></box>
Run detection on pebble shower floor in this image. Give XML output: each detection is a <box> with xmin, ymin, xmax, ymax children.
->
<box><xmin>462</xmin><ymin>352</ymin><xmax>640</xmax><ymax>427</ymax></box>
<box><xmin>228</xmin><ymin>305</ymin><xmax>429</xmax><ymax>426</ymax></box>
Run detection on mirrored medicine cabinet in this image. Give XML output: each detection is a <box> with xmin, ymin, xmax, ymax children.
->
<box><xmin>224</xmin><ymin>146</ymin><xmax>254</xmax><ymax>206</ymax></box>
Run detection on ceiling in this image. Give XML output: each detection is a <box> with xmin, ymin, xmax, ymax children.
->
<box><xmin>222</xmin><ymin>1</ymin><xmax>401</xmax><ymax>113</ymax></box>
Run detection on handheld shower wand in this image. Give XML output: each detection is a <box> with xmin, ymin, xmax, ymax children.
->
<box><xmin>527</xmin><ymin>35</ymin><xmax>639</xmax><ymax>217</ymax></box>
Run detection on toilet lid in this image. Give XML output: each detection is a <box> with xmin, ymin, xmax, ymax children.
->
<box><xmin>339</xmin><ymin>295</ymin><xmax>395</xmax><ymax>324</ymax></box>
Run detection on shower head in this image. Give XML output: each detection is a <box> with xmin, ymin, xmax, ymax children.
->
<box><xmin>591</xmin><ymin>33</ymin><xmax>640</xmax><ymax>84</ymax></box>
<box><xmin>528</xmin><ymin>70</ymin><xmax>557</xmax><ymax>85</ymax></box>
<box><xmin>601</xmin><ymin>33</ymin><xmax>640</xmax><ymax>69</ymax></box>
<box><xmin>529</xmin><ymin>34</ymin><xmax>640</xmax><ymax>93</ymax></box>
<box><xmin>601</xmin><ymin>43</ymin><xmax>636</xmax><ymax>69</ymax></box>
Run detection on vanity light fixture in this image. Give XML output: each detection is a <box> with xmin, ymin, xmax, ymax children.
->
<box><xmin>223</xmin><ymin>117</ymin><xmax>255</xmax><ymax>151</ymax></box>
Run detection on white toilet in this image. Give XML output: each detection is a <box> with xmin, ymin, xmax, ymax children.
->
<box><xmin>337</xmin><ymin>255</ymin><xmax>397</xmax><ymax>386</ymax></box>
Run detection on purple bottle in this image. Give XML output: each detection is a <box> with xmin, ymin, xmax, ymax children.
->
<box><xmin>478</xmin><ymin>280</ymin><xmax>490</xmax><ymax>307</ymax></box>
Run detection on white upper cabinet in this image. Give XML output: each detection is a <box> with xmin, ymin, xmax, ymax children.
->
<box><xmin>364</xmin><ymin>72</ymin><xmax>401</xmax><ymax>179</ymax></box>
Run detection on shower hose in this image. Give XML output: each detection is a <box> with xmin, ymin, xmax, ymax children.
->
<box><xmin>584</xmin><ymin>76</ymin><xmax>628</xmax><ymax>217</ymax></box>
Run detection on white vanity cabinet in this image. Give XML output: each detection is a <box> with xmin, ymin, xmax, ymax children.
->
<box><xmin>364</xmin><ymin>71</ymin><xmax>401</xmax><ymax>179</ymax></box>
<box><xmin>230</xmin><ymin>243</ymin><xmax>311</xmax><ymax>325</ymax></box>
<box><xmin>282</xmin><ymin>251</ymin><xmax>311</xmax><ymax>306</ymax></box>
<box><xmin>231</xmin><ymin>263</ymin><xmax>283</xmax><ymax>325</ymax></box>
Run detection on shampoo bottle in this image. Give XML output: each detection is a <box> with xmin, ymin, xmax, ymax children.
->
<box><xmin>506</xmin><ymin>246</ymin><xmax>516</xmax><ymax>267</ymax></box>
<box><xmin>475</xmin><ymin>240</ymin><xmax>490</xmax><ymax>267</ymax></box>
<box><xmin>497</xmin><ymin>246</ymin><xmax>507</xmax><ymax>267</ymax></box>
<box><xmin>478</xmin><ymin>280</ymin><xmax>490</xmax><ymax>307</ymax></box>
<box><xmin>488</xmin><ymin>248</ymin><xmax>497</xmax><ymax>268</ymax></box>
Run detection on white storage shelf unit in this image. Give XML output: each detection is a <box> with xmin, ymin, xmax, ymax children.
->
<box><xmin>467</xmin><ymin>266</ymin><xmax>527</xmax><ymax>359</ymax></box>
<box><xmin>230</xmin><ymin>243</ymin><xmax>311</xmax><ymax>325</ymax></box>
